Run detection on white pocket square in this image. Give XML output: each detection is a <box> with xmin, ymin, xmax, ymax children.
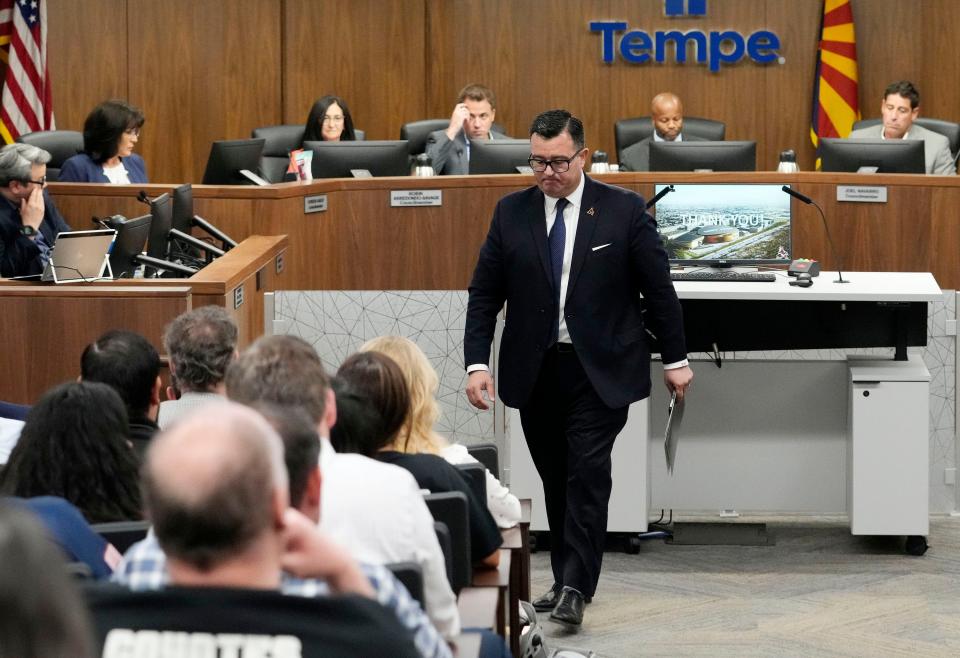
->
<box><xmin>592</xmin><ymin>243</ymin><xmax>612</xmax><ymax>252</ymax></box>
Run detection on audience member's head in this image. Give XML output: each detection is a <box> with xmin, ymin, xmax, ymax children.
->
<box><xmin>226</xmin><ymin>334</ymin><xmax>335</xmax><ymax>434</ymax></box>
<box><xmin>0</xmin><ymin>143</ymin><xmax>50</xmax><ymax>203</ymax></box>
<box><xmin>82</xmin><ymin>99</ymin><xmax>145</xmax><ymax>164</ymax></box>
<box><xmin>0</xmin><ymin>381</ymin><xmax>141</xmax><ymax>523</ymax></box>
<box><xmin>142</xmin><ymin>402</ymin><xmax>288</xmax><ymax>579</ymax></box>
<box><xmin>881</xmin><ymin>80</ymin><xmax>921</xmax><ymax>140</ymax></box>
<box><xmin>163</xmin><ymin>305</ymin><xmax>238</xmax><ymax>395</ymax></box>
<box><xmin>303</xmin><ymin>95</ymin><xmax>356</xmax><ymax>142</ymax></box>
<box><xmin>360</xmin><ymin>336</ymin><xmax>446</xmax><ymax>454</ymax></box>
<box><xmin>455</xmin><ymin>83</ymin><xmax>497</xmax><ymax>141</ymax></box>
<box><xmin>81</xmin><ymin>329</ymin><xmax>161</xmax><ymax>422</ymax></box>
<box><xmin>650</xmin><ymin>92</ymin><xmax>684</xmax><ymax>142</ymax></box>
<box><xmin>334</xmin><ymin>350</ymin><xmax>410</xmax><ymax>456</ymax></box>
<box><xmin>0</xmin><ymin>502</ymin><xmax>95</xmax><ymax>658</ymax></box>
<box><xmin>251</xmin><ymin>403</ymin><xmax>322</xmax><ymax>522</ymax></box>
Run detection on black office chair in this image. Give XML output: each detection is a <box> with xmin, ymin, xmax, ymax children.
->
<box><xmin>424</xmin><ymin>491</ymin><xmax>471</xmax><ymax>593</ymax></box>
<box><xmin>250</xmin><ymin>124</ymin><xmax>304</xmax><ymax>183</ymax></box>
<box><xmin>433</xmin><ymin>521</ymin><xmax>454</xmax><ymax>586</ymax></box>
<box><xmin>251</xmin><ymin>124</ymin><xmax>368</xmax><ymax>183</ymax></box>
<box><xmin>90</xmin><ymin>520</ymin><xmax>150</xmax><ymax>553</ymax></box>
<box><xmin>400</xmin><ymin>119</ymin><xmax>449</xmax><ymax>155</ymax></box>
<box><xmin>614</xmin><ymin>116</ymin><xmax>726</xmax><ymax>163</ymax></box>
<box><xmin>386</xmin><ymin>561</ymin><xmax>425</xmax><ymax>608</ymax></box>
<box><xmin>466</xmin><ymin>442</ymin><xmax>499</xmax><ymax>479</ymax></box>
<box><xmin>456</xmin><ymin>462</ymin><xmax>487</xmax><ymax>505</ymax></box>
<box><xmin>17</xmin><ymin>130</ymin><xmax>83</xmax><ymax>181</ymax></box>
<box><xmin>852</xmin><ymin>117</ymin><xmax>960</xmax><ymax>161</ymax></box>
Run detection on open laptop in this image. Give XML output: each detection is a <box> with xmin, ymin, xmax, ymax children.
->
<box><xmin>20</xmin><ymin>229</ymin><xmax>117</xmax><ymax>283</ymax></box>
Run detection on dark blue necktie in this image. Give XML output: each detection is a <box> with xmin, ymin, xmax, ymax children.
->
<box><xmin>548</xmin><ymin>198</ymin><xmax>568</xmax><ymax>345</ymax></box>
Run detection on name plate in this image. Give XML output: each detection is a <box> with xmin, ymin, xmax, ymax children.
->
<box><xmin>304</xmin><ymin>194</ymin><xmax>328</xmax><ymax>214</ymax></box>
<box><xmin>836</xmin><ymin>185</ymin><xmax>887</xmax><ymax>203</ymax></box>
<box><xmin>390</xmin><ymin>190</ymin><xmax>443</xmax><ymax>207</ymax></box>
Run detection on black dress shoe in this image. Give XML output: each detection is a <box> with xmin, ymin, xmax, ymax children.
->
<box><xmin>549</xmin><ymin>587</ymin><xmax>586</xmax><ymax>626</ymax></box>
<box><xmin>532</xmin><ymin>583</ymin><xmax>563</xmax><ymax>612</ymax></box>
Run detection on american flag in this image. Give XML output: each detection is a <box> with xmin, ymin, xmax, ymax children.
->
<box><xmin>0</xmin><ymin>0</ymin><xmax>54</xmax><ymax>143</ymax></box>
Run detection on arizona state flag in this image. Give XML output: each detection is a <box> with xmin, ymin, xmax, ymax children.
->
<box><xmin>810</xmin><ymin>0</ymin><xmax>859</xmax><ymax>168</ymax></box>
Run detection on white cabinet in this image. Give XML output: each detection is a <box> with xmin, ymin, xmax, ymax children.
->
<box><xmin>848</xmin><ymin>355</ymin><xmax>929</xmax><ymax>537</ymax></box>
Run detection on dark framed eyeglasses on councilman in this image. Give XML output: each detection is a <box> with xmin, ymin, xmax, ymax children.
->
<box><xmin>22</xmin><ymin>176</ymin><xmax>46</xmax><ymax>186</ymax></box>
<box><xmin>527</xmin><ymin>150</ymin><xmax>584</xmax><ymax>173</ymax></box>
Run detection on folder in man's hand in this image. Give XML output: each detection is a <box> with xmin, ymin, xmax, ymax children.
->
<box><xmin>664</xmin><ymin>390</ymin><xmax>684</xmax><ymax>474</ymax></box>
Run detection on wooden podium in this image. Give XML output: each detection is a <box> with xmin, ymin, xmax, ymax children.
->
<box><xmin>0</xmin><ymin>235</ymin><xmax>287</xmax><ymax>405</ymax></box>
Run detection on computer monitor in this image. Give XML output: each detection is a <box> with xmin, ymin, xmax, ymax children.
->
<box><xmin>648</xmin><ymin>141</ymin><xmax>757</xmax><ymax>172</ymax></box>
<box><xmin>201</xmin><ymin>138</ymin><xmax>266</xmax><ymax>185</ymax></box>
<box><xmin>171</xmin><ymin>183</ymin><xmax>194</xmax><ymax>236</ymax></box>
<box><xmin>820</xmin><ymin>138</ymin><xmax>925</xmax><ymax>174</ymax></box>
<box><xmin>170</xmin><ymin>183</ymin><xmax>236</xmax><ymax>262</ymax></box>
<box><xmin>146</xmin><ymin>193</ymin><xmax>172</xmax><ymax>277</ymax></box>
<box><xmin>107</xmin><ymin>213</ymin><xmax>151</xmax><ymax>279</ymax></box>
<box><xmin>652</xmin><ymin>183</ymin><xmax>792</xmax><ymax>267</ymax></box>
<box><xmin>469</xmin><ymin>139</ymin><xmax>533</xmax><ymax>174</ymax></box>
<box><xmin>304</xmin><ymin>140</ymin><xmax>410</xmax><ymax>178</ymax></box>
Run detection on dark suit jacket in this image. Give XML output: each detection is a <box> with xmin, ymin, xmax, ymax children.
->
<box><xmin>619</xmin><ymin>133</ymin><xmax>707</xmax><ymax>172</ymax></box>
<box><xmin>0</xmin><ymin>190</ymin><xmax>72</xmax><ymax>277</ymax></box>
<box><xmin>424</xmin><ymin>129</ymin><xmax>508</xmax><ymax>175</ymax></box>
<box><xmin>464</xmin><ymin>175</ymin><xmax>686</xmax><ymax>409</ymax></box>
<box><xmin>59</xmin><ymin>153</ymin><xmax>148</xmax><ymax>184</ymax></box>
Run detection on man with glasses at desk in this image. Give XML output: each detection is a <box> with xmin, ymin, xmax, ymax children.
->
<box><xmin>0</xmin><ymin>143</ymin><xmax>70</xmax><ymax>278</ymax></box>
<box><xmin>464</xmin><ymin>109</ymin><xmax>692</xmax><ymax>628</ymax></box>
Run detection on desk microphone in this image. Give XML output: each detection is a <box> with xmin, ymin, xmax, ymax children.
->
<box><xmin>136</xmin><ymin>190</ymin><xmax>151</xmax><ymax>206</ymax></box>
<box><xmin>645</xmin><ymin>184</ymin><xmax>675</xmax><ymax>209</ymax></box>
<box><xmin>91</xmin><ymin>215</ymin><xmax>114</xmax><ymax>230</ymax></box>
<box><xmin>781</xmin><ymin>185</ymin><xmax>848</xmax><ymax>283</ymax></box>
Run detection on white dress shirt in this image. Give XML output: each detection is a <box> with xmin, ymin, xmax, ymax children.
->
<box><xmin>317</xmin><ymin>438</ymin><xmax>460</xmax><ymax>640</ymax></box>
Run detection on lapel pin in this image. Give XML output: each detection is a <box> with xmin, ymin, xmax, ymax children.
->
<box><xmin>586</xmin><ymin>207</ymin><xmax>595</xmax><ymax>216</ymax></box>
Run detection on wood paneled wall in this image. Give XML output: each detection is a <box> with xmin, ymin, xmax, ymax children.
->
<box><xmin>46</xmin><ymin>0</ymin><xmax>960</xmax><ymax>182</ymax></box>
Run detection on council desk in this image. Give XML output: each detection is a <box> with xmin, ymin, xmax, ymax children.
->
<box><xmin>48</xmin><ymin>171</ymin><xmax>960</xmax><ymax>291</ymax></box>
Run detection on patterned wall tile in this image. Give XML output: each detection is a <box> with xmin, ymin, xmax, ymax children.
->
<box><xmin>276</xmin><ymin>290</ymin><xmax>957</xmax><ymax>513</ymax></box>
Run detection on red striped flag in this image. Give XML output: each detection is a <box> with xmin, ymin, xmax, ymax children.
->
<box><xmin>0</xmin><ymin>0</ymin><xmax>54</xmax><ymax>143</ymax></box>
<box><xmin>810</xmin><ymin>0</ymin><xmax>859</xmax><ymax>169</ymax></box>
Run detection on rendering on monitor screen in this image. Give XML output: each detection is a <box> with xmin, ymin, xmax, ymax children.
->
<box><xmin>652</xmin><ymin>183</ymin><xmax>792</xmax><ymax>265</ymax></box>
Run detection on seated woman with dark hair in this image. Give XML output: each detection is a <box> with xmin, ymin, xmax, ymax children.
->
<box><xmin>337</xmin><ymin>351</ymin><xmax>502</xmax><ymax>569</ymax></box>
<box><xmin>59</xmin><ymin>99</ymin><xmax>148</xmax><ymax>183</ymax></box>
<box><xmin>326</xmin><ymin>360</ymin><xmax>462</xmax><ymax>642</ymax></box>
<box><xmin>0</xmin><ymin>381</ymin><xmax>142</xmax><ymax>523</ymax></box>
<box><xmin>303</xmin><ymin>95</ymin><xmax>357</xmax><ymax>143</ymax></box>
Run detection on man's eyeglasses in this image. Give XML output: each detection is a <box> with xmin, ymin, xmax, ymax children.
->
<box><xmin>22</xmin><ymin>176</ymin><xmax>46</xmax><ymax>186</ymax></box>
<box><xmin>527</xmin><ymin>151</ymin><xmax>583</xmax><ymax>173</ymax></box>
<box><xmin>322</xmin><ymin>115</ymin><xmax>345</xmax><ymax>124</ymax></box>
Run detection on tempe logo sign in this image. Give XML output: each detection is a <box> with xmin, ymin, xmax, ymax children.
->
<box><xmin>590</xmin><ymin>0</ymin><xmax>783</xmax><ymax>72</ymax></box>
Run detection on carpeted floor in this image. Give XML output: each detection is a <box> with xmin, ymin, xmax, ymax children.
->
<box><xmin>529</xmin><ymin>516</ymin><xmax>960</xmax><ymax>657</ymax></box>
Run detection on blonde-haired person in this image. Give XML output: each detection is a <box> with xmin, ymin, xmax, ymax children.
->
<box><xmin>361</xmin><ymin>335</ymin><xmax>521</xmax><ymax>528</ymax></box>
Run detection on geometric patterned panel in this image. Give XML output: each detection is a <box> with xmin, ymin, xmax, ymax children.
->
<box><xmin>276</xmin><ymin>290</ymin><xmax>957</xmax><ymax>513</ymax></box>
<box><xmin>277</xmin><ymin>290</ymin><xmax>495</xmax><ymax>444</ymax></box>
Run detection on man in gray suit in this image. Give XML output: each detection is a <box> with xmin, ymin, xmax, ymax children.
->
<box><xmin>848</xmin><ymin>80</ymin><xmax>955</xmax><ymax>176</ymax></box>
<box><xmin>619</xmin><ymin>92</ymin><xmax>705</xmax><ymax>172</ymax></box>
<box><xmin>425</xmin><ymin>84</ymin><xmax>507</xmax><ymax>175</ymax></box>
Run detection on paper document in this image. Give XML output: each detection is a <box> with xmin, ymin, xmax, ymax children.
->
<box><xmin>664</xmin><ymin>391</ymin><xmax>684</xmax><ymax>473</ymax></box>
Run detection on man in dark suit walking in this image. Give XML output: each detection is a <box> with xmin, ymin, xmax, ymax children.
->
<box><xmin>464</xmin><ymin>109</ymin><xmax>692</xmax><ymax>627</ymax></box>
